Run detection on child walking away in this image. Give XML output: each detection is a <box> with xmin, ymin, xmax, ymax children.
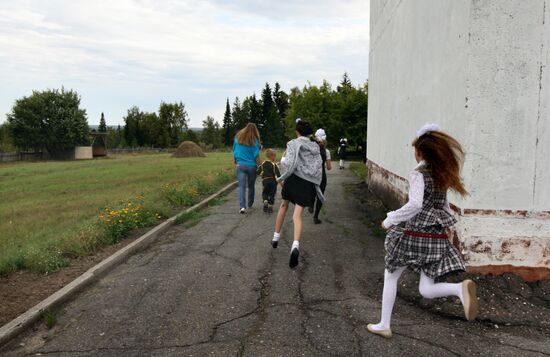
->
<box><xmin>310</xmin><ymin>128</ymin><xmax>332</xmax><ymax>224</ymax></box>
<box><xmin>368</xmin><ymin>123</ymin><xmax>477</xmax><ymax>339</ymax></box>
<box><xmin>272</xmin><ymin>119</ymin><xmax>323</xmax><ymax>268</ymax></box>
<box><xmin>232</xmin><ymin>123</ymin><xmax>261</xmax><ymax>214</ymax></box>
<box><xmin>337</xmin><ymin>138</ymin><xmax>347</xmax><ymax>169</ymax></box>
<box><xmin>257</xmin><ymin>149</ymin><xmax>281</xmax><ymax>213</ymax></box>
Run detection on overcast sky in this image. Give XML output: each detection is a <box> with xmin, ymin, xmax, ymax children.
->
<box><xmin>0</xmin><ymin>0</ymin><xmax>369</xmax><ymax>127</ymax></box>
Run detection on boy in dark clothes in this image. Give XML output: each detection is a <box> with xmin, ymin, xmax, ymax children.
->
<box><xmin>257</xmin><ymin>149</ymin><xmax>281</xmax><ymax>213</ymax></box>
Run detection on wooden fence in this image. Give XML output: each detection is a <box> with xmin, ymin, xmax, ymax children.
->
<box><xmin>0</xmin><ymin>147</ymin><xmax>179</xmax><ymax>162</ymax></box>
<box><xmin>0</xmin><ymin>152</ymin><xmax>49</xmax><ymax>162</ymax></box>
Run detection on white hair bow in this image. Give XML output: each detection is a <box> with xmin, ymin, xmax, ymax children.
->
<box><xmin>315</xmin><ymin>128</ymin><xmax>326</xmax><ymax>141</ymax></box>
<box><xmin>416</xmin><ymin>123</ymin><xmax>440</xmax><ymax>138</ymax></box>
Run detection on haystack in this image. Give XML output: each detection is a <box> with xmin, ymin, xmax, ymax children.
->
<box><xmin>172</xmin><ymin>141</ymin><xmax>205</xmax><ymax>158</ymax></box>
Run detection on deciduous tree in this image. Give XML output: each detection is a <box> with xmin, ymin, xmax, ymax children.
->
<box><xmin>7</xmin><ymin>88</ymin><xmax>90</xmax><ymax>157</ymax></box>
<box><xmin>201</xmin><ymin>116</ymin><xmax>222</xmax><ymax>149</ymax></box>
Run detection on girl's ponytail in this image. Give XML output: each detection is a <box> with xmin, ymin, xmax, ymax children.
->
<box><xmin>413</xmin><ymin>129</ymin><xmax>468</xmax><ymax>196</ymax></box>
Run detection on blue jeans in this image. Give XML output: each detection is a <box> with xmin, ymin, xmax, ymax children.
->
<box><xmin>236</xmin><ymin>164</ymin><xmax>257</xmax><ymax>209</ymax></box>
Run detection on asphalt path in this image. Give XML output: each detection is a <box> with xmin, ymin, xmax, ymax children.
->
<box><xmin>2</xmin><ymin>168</ymin><xmax>549</xmax><ymax>356</ymax></box>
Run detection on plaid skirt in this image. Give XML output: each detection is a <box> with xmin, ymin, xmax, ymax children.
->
<box><xmin>384</xmin><ymin>225</ymin><xmax>465</xmax><ymax>279</ymax></box>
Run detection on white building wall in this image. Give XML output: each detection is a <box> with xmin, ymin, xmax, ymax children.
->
<box><xmin>535</xmin><ymin>2</ymin><xmax>550</xmax><ymax>210</ymax></box>
<box><xmin>465</xmin><ymin>1</ymin><xmax>547</xmax><ymax>210</ymax></box>
<box><xmin>368</xmin><ymin>0</ymin><xmax>470</xmax><ymax>191</ymax></box>
<box><xmin>368</xmin><ymin>0</ymin><xmax>550</xmax><ymax>280</ymax></box>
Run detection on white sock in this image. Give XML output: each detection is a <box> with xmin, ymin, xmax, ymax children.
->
<box><xmin>272</xmin><ymin>232</ymin><xmax>280</xmax><ymax>242</ymax></box>
<box><xmin>291</xmin><ymin>240</ymin><xmax>299</xmax><ymax>251</ymax></box>
<box><xmin>371</xmin><ymin>267</ymin><xmax>406</xmax><ymax>331</ymax></box>
<box><xmin>419</xmin><ymin>271</ymin><xmax>463</xmax><ymax>304</ymax></box>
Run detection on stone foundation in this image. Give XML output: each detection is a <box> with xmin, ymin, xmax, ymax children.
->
<box><xmin>368</xmin><ymin>159</ymin><xmax>550</xmax><ymax>282</ymax></box>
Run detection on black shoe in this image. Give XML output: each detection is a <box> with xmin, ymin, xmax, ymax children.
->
<box><xmin>308</xmin><ymin>206</ymin><xmax>314</xmax><ymax>214</ymax></box>
<box><xmin>263</xmin><ymin>200</ymin><xmax>268</xmax><ymax>212</ymax></box>
<box><xmin>289</xmin><ymin>248</ymin><xmax>299</xmax><ymax>268</ymax></box>
<box><xmin>313</xmin><ymin>217</ymin><xmax>322</xmax><ymax>224</ymax></box>
<box><xmin>271</xmin><ymin>240</ymin><xmax>278</xmax><ymax>248</ymax></box>
<box><xmin>268</xmin><ymin>205</ymin><xmax>273</xmax><ymax>213</ymax></box>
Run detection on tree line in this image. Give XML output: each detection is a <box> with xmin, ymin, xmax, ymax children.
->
<box><xmin>222</xmin><ymin>73</ymin><xmax>367</xmax><ymax>150</ymax></box>
<box><xmin>106</xmin><ymin>102</ymin><xmax>196</xmax><ymax>149</ymax></box>
<box><xmin>0</xmin><ymin>73</ymin><xmax>367</xmax><ymax>155</ymax></box>
<box><xmin>285</xmin><ymin>73</ymin><xmax>368</xmax><ymax>151</ymax></box>
<box><xmin>221</xmin><ymin>82</ymin><xmax>289</xmax><ymax>149</ymax></box>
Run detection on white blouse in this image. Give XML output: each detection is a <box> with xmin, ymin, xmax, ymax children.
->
<box><xmin>382</xmin><ymin>161</ymin><xmax>453</xmax><ymax>228</ymax></box>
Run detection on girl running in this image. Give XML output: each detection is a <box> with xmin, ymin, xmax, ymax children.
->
<box><xmin>368</xmin><ymin>123</ymin><xmax>477</xmax><ymax>338</ymax></box>
<box><xmin>271</xmin><ymin>119</ymin><xmax>323</xmax><ymax>268</ymax></box>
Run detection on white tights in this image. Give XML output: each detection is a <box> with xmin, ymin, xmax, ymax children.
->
<box><xmin>370</xmin><ymin>268</ymin><xmax>464</xmax><ymax>330</ymax></box>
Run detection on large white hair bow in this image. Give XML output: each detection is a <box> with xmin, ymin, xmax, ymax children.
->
<box><xmin>315</xmin><ymin>128</ymin><xmax>326</xmax><ymax>141</ymax></box>
<box><xmin>416</xmin><ymin>123</ymin><xmax>440</xmax><ymax>138</ymax></box>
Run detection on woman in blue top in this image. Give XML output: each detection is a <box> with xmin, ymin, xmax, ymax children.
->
<box><xmin>232</xmin><ymin>123</ymin><xmax>261</xmax><ymax>213</ymax></box>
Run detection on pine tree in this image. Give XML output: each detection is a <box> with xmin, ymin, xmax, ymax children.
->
<box><xmin>222</xmin><ymin>98</ymin><xmax>232</xmax><ymax>146</ymax></box>
<box><xmin>261</xmin><ymin>83</ymin><xmax>283</xmax><ymax>147</ymax></box>
<box><xmin>337</xmin><ymin>72</ymin><xmax>353</xmax><ymax>93</ymax></box>
<box><xmin>249</xmin><ymin>94</ymin><xmax>261</xmax><ymax>129</ymax></box>
<box><xmin>273</xmin><ymin>83</ymin><xmax>289</xmax><ymax>145</ymax></box>
<box><xmin>260</xmin><ymin>83</ymin><xmax>272</xmax><ymax>140</ymax></box>
<box><xmin>98</xmin><ymin>112</ymin><xmax>107</xmax><ymax>132</ymax></box>
<box><xmin>231</xmin><ymin>97</ymin><xmax>247</xmax><ymax>131</ymax></box>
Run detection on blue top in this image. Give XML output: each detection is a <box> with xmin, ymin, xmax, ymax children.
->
<box><xmin>233</xmin><ymin>138</ymin><xmax>260</xmax><ymax>166</ymax></box>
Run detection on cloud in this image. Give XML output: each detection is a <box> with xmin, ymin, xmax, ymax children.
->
<box><xmin>0</xmin><ymin>0</ymin><xmax>369</xmax><ymax>127</ymax></box>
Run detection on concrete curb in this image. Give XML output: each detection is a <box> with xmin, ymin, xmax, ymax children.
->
<box><xmin>0</xmin><ymin>181</ymin><xmax>238</xmax><ymax>348</ymax></box>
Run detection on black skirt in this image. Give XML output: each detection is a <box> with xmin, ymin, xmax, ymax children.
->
<box><xmin>281</xmin><ymin>174</ymin><xmax>316</xmax><ymax>207</ymax></box>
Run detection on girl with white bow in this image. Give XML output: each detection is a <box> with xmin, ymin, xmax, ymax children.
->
<box><xmin>368</xmin><ymin>123</ymin><xmax>478</xmax><ymax>338</ymax></box>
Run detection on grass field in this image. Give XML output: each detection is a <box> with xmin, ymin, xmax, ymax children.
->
<box><xmin>0</xmin><ymin>152</ymin><xmax>235</xmax><ymax>275</ymax></box>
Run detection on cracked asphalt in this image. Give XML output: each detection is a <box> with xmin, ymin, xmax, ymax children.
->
<box><xmin>2</xmin><ymin>169</ymin><xmax>550</xmax><ymax>356</ymax></box>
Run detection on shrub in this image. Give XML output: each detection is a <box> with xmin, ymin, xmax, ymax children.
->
<box><xmin>99</xmin><ymin>198</ymin><xmax>161</xmax><ymax>242</ymax></box>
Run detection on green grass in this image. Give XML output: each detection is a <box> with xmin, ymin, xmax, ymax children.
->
<box><xmin>349</xmin><ymin>161</ymin><xmax>367</xmax><ymax>180</ymax></box>
<box><xmin>43</xmin><ymin>309</ymin><xmax>57</xmax><ymax>329</ymax></box>
<box><xmin>0</xmin><ymin>152</ymin><xmax>235</xmax><ymax>275</ymax></box>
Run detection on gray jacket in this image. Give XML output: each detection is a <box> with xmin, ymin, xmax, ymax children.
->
<box><xmin>278</xmin><ymin>136</ymin><xmax>324</xmax><ymax>202</ymax></box>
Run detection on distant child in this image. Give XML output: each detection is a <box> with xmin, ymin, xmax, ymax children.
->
<box><xmin>337</xmin><ymin>138</ymin><xmax>347</xmax><ymax>169</ymax></box>
<box><xmin>257</xmin><ymin>149</ymin><xmax>281</xmax><ymax>213</ymax></box>
<box><xmin>368</xmin><ymin>123</ymin><xmax>477</xmax><ymax>339</ymax></box>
